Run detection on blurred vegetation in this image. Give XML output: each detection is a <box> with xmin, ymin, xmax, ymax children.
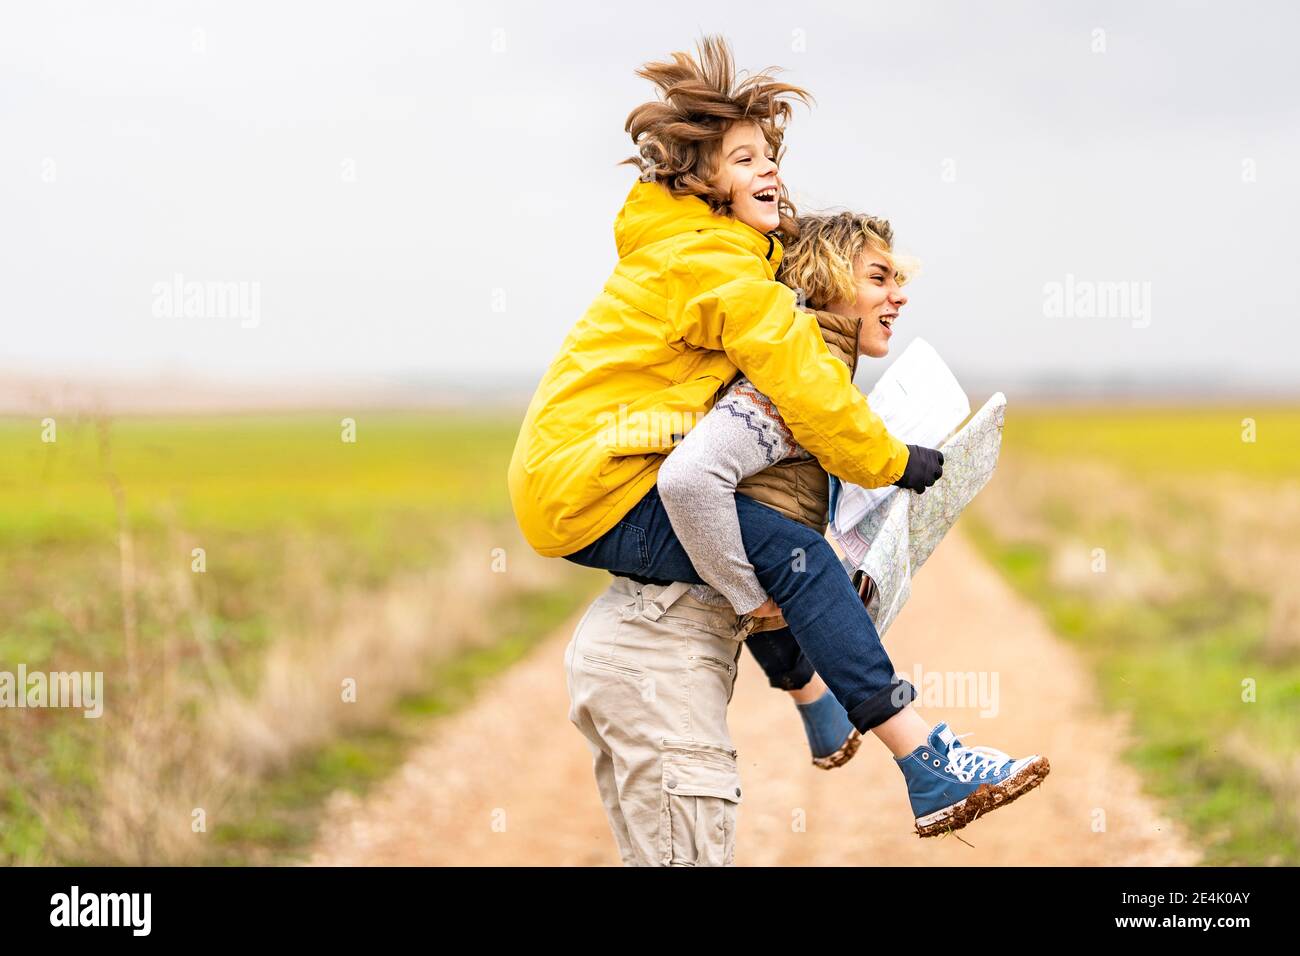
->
<box><xmin>967</xmin><ymin>402</ymin><xmax>1300</xmax><ymax>865</ymax></box>
<box><xmin>0</xmin><ymin>411</ymin><xmax>601</xmax><ymax>865</ymax></box>
<box><xmin>989</xmin><ymin>403</ymin><xmax>1300</xmax><ymax>480</ymax></box>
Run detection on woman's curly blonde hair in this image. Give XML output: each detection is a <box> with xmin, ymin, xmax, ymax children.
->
<box><xmin>777</xmin><ymin>211</ymin><xmax>916</xmax><ymax>309</ymax></box>
<box><xmin>621</xmin><ymin>36</ymin><xmax>812</xmax><ymax>238</ymax></box>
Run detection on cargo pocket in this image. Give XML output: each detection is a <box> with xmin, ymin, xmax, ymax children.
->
<box><xmin>658</xmin><ymin>741</ymin><xmax>742</xmax><ymax>866</ymax></box>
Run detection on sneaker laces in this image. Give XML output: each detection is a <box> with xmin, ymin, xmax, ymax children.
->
<box><xmin>944</xmin><ymin>734</ymin><xmax>1012</xmax><ymax>783</ymax></box>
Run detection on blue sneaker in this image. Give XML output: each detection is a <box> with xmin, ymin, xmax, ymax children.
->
<box><xmin>896</xmin><ymin>722</ymin><xmax>1050</xmax><ymax>837</ymax></box>
<box><xmin>796</xmin><ymin>691</ymin><xmax>862</xmax><ymax>770</ymax></box>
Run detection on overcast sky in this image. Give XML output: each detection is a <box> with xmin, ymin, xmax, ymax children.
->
<box><xmin>2</xmin><ymin>0</ymin><xmax>1298</xmax><ymax>396</ymax></box>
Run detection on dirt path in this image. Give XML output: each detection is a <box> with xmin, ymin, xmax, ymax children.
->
<box><xmin>308</xmin><ymin>526</ymin><xmax>1199</xmax><ymax>866</ymax></box>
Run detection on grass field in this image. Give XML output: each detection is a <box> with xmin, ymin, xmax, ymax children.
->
<box><xmin>966</xmin><ymin>402</ymin><xmax>1300</xmax><ymax>865</ymax></box>
<box><xmin>0</xmin><ymin>410</ymin><xmax>601</xmax><ymax>864</ymax></box>
<box><xmin>6</xmin><ymin>402</ymin><xmax>1296</xmax><ymax>866</ymax></box>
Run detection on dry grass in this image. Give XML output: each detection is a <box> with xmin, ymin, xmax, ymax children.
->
<box><xmin>34</xmin><ymin>523</ymin><xmax>574</xmax><ymax>865</ymax></box>
<box><xmin>975</xmin><ymin>449</ymin><xmax>1300</xmax><ymax>652</ymax></box>
<box><xmin>969</xmin><ymin>440</ymin><xmax>1300</xmax><ymax>862</ymax></box>
<box><xmin>4</xmin><ymin>408</ymin><xmax>588</xmax><ymax>864</ymax></box>
<box><xmin>1221</xmin><ymin>731</ymin><xmax>1300</xmax><ymax>837</ymax></box>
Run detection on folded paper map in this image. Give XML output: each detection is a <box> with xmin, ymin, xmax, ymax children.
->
<box><xmin>829</xmin><ymin>338</ymin><xmax>1006</xmax><ymax>637</ymax></box>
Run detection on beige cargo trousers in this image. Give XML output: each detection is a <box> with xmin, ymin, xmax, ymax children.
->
<box><xmin>564</xmin><ymin>576</ymin><xmax>758</xmax><ymax>866</ymax></box>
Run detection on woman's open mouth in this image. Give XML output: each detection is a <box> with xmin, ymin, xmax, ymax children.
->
<box><xmin>879</xmin><ymin>314</ymin><xmax>896</xmax><ymax>335</ymax></box>
<box><xmin>753</xmin><ymin>187</ymin><xmax>778</xmax><ymax>204</ymax></box>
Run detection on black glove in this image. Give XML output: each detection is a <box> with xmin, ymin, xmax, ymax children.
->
<box><xmin>892</xmin><ymin>444</ymin><xmax>944</xmax><ymax>494</ymax></box>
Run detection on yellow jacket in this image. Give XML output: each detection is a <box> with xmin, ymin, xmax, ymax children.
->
<box><xmin>508</xmin><ymin>178</ymin><xmax>910</xmax><ymax>557</ymax></box>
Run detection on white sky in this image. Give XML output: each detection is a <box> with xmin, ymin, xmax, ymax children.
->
<box><xmin>2</xmin><ymin>0</ymin><xmax>1298</xmax><ymax>394</ymax></box>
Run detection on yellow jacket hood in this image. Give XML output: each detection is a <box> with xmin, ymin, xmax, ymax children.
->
<box><xmin>613</xmin><ymin>179</ymin><xmax>781</xmax><ymax>264</ymax></box>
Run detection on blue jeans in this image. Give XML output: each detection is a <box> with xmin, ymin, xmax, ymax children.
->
<box><xmin>563</xmin><ymin>484</ymin><xmax>916</xmax><ymax>732</ymax></box>
<box><xmin>744</xmin><ymin>626</ymin><xmax>816</xmax><ymax>691</ymax></box>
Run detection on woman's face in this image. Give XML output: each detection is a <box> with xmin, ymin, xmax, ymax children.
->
<box><xmin>712</xmin><ymin>121</ymin><xmax>782</xmax><ymax>234</ymax></box>
<box><xmin>826</xmin><ymin>248</ymin><xmax>909</xmax><ymax>359</ymax></box>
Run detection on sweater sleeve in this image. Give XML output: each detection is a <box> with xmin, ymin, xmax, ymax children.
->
<box><xmin>656</xmin><ymin>377</ymin><xmax>795</xmax><ymax>616</ymax></box>
<box><xmin>673</xmin><ymin>262</ymin><xmax>910</xmax><ymax>489</ymax></box>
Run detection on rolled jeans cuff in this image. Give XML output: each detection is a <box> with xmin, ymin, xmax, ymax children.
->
<box><xmin>846</xmin><ymin>678</ymin><xmax>917</xmax><ymax>733</ymax></box>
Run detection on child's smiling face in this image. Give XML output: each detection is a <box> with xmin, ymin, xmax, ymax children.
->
<box><xmin>712</xmin><ymin>121</ymin><xmax>782</xmax><ymax>234</ymax></box>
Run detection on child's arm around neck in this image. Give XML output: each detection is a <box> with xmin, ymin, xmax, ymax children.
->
<box><xmin>669</xmin><ymin>246</ymin><xmax>910</xmax><ymax>490</ymax></box>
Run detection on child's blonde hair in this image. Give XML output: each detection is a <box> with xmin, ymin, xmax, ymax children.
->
<box><xmin>621</xmin><ymin>35</ymin><xmax>812</xmax><ymax>237</ymax></box>
<box><xmin>777</xmin><ymin>211</ymin><xmax>917</xmax><ymax>308</ymax></box>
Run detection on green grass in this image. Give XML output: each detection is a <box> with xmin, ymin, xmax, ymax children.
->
<box><xmin>0</xmin><ymin>411</ymin><xmax>519</xmax><ymax>542</ymax></box>
<box><xmin>1</xmin><ymin>411</ymin><xmax>528</xmax><ymax>654</ymax></box>
<box><xmin>0</xmin><ymin>409</ymin><xmax>602</xmax><ymax>865</ymax></box>
<box><xmin>966</xmin><ymin>403</ymin><xmax>1300</xmax><ymax>864</ymax></box>
<box><xmin>1004</xmin><ymin>403</ymin><xmax>1300</xmax><ymax>481</ymax></box>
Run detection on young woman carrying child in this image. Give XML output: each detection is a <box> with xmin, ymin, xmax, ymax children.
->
<box><xmin>510</xmin><ymin>38</ymin><xmax>1049</xmax><ymax>862</ymax></box>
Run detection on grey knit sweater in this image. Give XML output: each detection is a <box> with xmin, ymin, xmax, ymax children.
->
<box><xmin>657</xmin><ymin>375</ymin><xmax>814</xmax><ymax>615</ymax></box>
